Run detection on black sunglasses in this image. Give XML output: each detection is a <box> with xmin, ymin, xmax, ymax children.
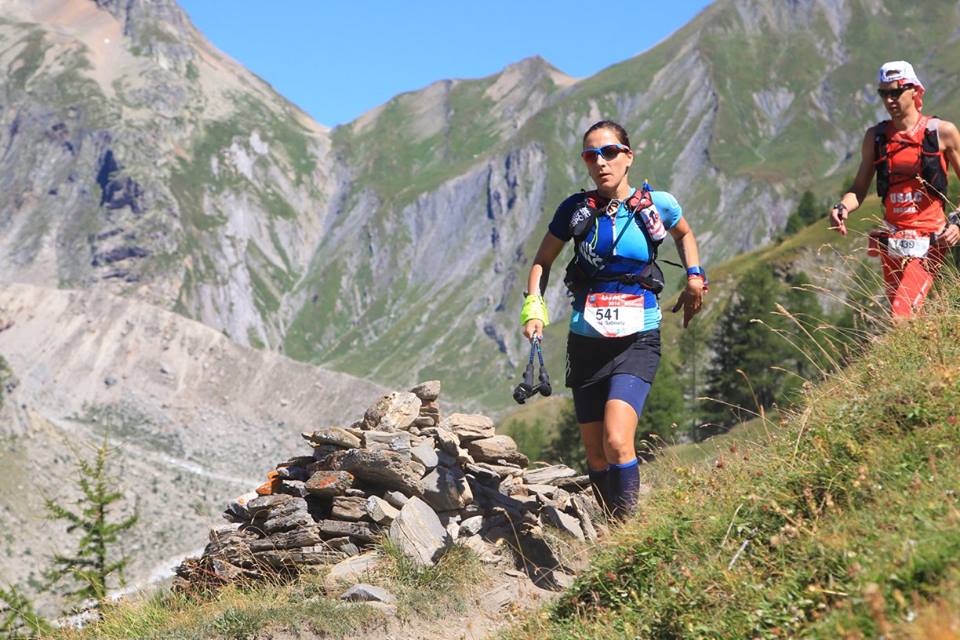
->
<box><xmin>878</xmin><ymin>85</ymin><xmax>914</xmax><ymax>100</ymax></box>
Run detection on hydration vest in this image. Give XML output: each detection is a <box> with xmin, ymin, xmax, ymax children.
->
<box><xmin>874</xmin><ymin>116</ymin><xmax>948</xmax><ymax>204</ymax></box>
<box><xmin>563</xmin><ymin>187</ymin><xmax>668</xmax><ymax>295</ymax></box>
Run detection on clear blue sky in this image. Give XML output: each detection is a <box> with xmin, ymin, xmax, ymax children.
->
<box><xmin>179</xmin><ymin>1</ymin><xmax>712</xmax><ymax>127</ymax></box>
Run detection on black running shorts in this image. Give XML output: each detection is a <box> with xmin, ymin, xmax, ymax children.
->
<box><xmin>565</xmin><ymin>329</ymin><xmax>661</xmax><ymax>390</ymax></box>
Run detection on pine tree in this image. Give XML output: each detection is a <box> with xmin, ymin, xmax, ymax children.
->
<box><xmin>0</xmin><ymin>583</ymin><xmax>50</xmax><ymax>639</ymax></box>
<box><xmin>703</xmin><ymin>266</ymin><xmax>790</xmax><ymax>431</ymax></box>
<box><xmin>783</xmin><ymin>190</ymin><xmax>819</xmax><ymax>236</ymax></box>
<box><xmin>44</xmin><ymin>439</ymin><xmax>138</xmax><ymax>607</ymax></box>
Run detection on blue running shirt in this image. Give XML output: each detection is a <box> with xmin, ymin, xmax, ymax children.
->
<box><xmin>548</xmin><ymin>189</ymin><xmax>683</xmax><ymax>337</ymax></box>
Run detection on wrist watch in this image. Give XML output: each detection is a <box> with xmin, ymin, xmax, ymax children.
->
<box><xmin>686</xmin><ymin>265</ymin><xmax>707</xmax><ymax>279</ymax></box>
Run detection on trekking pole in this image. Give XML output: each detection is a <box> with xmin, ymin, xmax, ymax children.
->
<box><xmin>534</xmin><ymin>338</ymin><xmax>552</xmax><ymax>397</ymax></box>
<box><xmin>512</xmin><ymin>338</ymin><xmax>538</xmax><ymax>404</ymax></box>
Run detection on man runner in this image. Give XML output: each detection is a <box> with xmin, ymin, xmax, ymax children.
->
<box><xmin>829</xmin><ymin>60</ymin><xmax>960</xmax><ymax>318</ymax></box>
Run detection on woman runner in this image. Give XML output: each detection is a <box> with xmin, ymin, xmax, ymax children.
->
<box><xmin>519</xmin><ymin>120</ymin><xmax>706</xmax><ymax>518</ymax></box>
<box><xmin>829</xmin><ymin>60</ymin><xmax>960</xmax><ymax>318</ymax></box>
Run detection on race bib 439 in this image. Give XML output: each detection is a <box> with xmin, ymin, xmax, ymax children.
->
<box><xmin>887</xmin><ymin>231</ymin><xmax>930</xmax><ymax>259</ymax></box>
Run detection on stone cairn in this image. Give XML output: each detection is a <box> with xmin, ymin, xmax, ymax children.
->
<box><xmin>175</xmin><ymin>381</ymin><xmax>598</xmax><ymax>591</ymax></box>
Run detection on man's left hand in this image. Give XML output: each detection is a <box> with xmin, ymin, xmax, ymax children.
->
<box><xmin>939</xmin><ymin>222</ymin><xmax>960</xmax><ymax>247</ymax></box>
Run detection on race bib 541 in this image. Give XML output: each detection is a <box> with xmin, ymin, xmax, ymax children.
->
<box><xmin>584</xmin><ymin>292</ymin><xmax>646</xmax><ymax>337</ymax></box>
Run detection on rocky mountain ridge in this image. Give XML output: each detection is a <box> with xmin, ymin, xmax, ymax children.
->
<box><xmin>4</xmin><ymin>0</ymin><xmax>960</xmax><ymax>409</ymax></box>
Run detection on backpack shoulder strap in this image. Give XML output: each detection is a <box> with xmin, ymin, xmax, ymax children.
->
<box><xmin>873</xmin><ymin>120</ymin><xmax>891</xmax><ymax>162</ymax></box>
<box><xmin>569</xmin><ymin>190</ymin><xmax>601</xmax><ymax>244</ymax></box>
<box><xmin>625</xmin><ymin>188</ymin><xmax>660</xmax><ymax>260</ymax></box>
<box><xmin>923</xmin><ymin>116</ymin><xmax>942</xmax><ymax>152</ymax></box>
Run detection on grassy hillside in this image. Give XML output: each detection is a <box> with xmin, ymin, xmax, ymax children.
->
<box><xmin>504</xmin><ymin>270</ymin><xmax>960</xmax><ymax>638</ymax></box>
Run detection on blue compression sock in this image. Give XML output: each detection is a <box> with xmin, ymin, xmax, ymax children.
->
<box><xmin>587</xmin><ymin>466</ymin><xmax>611</xmax><ymax>512</ymax></box>
<box><xmin>608</xmin><ymin>458</ymin><xmax>640</xmax><ymax>519</ymax></box>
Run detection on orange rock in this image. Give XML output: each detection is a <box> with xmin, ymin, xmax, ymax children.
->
<box><xmin>255</xmin><ymin>470</ymin><xmax>282</xmax><ymax>495</ymax></box>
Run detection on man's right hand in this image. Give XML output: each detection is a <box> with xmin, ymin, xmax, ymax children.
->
<box><xmin>523</xmin><ymin>319</ymin><xmax>544</xmax><ymax>341</ymax></box>
<box><xmin>829</xmin><ymin>204</ymin><xmax>848</xmax><ymax>236</ymax></box>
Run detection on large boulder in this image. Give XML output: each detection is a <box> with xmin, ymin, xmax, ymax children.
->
<box><xmin>388</xmin><ymin>497</ymin><xmax>452</xmax><ymax>566</ymax></box>
<box><xmin>340</xmin><ymin>449</ymin><xmax>424</xmax><ymax>495</ymax></box>
<box><xmin>464</xmin><ymin>435</ymin><xmax>529</xmax><ymax>467</ymax></box>
<box><xmin>363</xmin><ymin>392</ymin><xmax>422</xmax><ymax>431</ymax></box>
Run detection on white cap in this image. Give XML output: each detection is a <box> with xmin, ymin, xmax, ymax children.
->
<box><xmin>878</xmin><ymin>60</ymin><xmax>924</xmax><ymax>91</ymax></box>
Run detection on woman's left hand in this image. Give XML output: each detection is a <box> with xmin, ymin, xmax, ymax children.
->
<box><xmin>671</xmin><ymin>278</ymin><xmax>705</xmax><ymax>328</ymax></box>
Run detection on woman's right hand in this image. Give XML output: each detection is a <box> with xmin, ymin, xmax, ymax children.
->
<box><xmin>523</xmin><ymin>319</ymin><xmax>544</xmax><ymax>341</ymax></box>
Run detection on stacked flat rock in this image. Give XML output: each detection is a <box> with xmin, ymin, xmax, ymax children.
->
<box><xmin>175</xmin><ymin>380</ymin><xmax>598</xmax><ymax>590</ymax></box>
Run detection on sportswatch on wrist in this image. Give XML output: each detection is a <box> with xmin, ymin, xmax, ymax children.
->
<box><xmin>686</xmin><ymin>265</ymin><xmax>708</xmax><ymax>292</ymax></box>
<box><xmin>948</xmin><ymin>211</ymin><xmax>960</xmax><ymax>231</ymax></box>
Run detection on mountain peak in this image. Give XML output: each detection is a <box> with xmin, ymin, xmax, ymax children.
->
<box><xmin>92</xmin><ymin>0</ymin><xmax>196</xmax><ymax>70</ymax></box>
<box><xmin>498</xmin><ymin>55</ymin><xmax>577</xmax><ymax>87</ymax></box>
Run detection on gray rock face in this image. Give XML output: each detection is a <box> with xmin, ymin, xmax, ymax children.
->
<box><xmin>339</xmin><ymin>449</ymin><xmax>424</xmax><ymax>495</ymax></box>
<box><xmin>464</xmin><ymin>435</ymin><xmax>529</xmax><ymax>467</ymax></box>
<box><xmin>388</xmin><ymin>497</ymin><xmax>451</xmax><ymax>566</ymax></box>
<box><xmin>363</xmin><ymin>392</ymin><xmax>421</xmax><ymax>431</ymax></box>
<box><xmin>441</xmin><ymin>413</ymin><xmax>496</xmax><ymax>441</ymax></box>
<box><xmin>421</xmin><ymin>466</ymin><xmax>473</xmax><ymax>512</ymax></box>
<box><xmin>340</xmin><ymin>583</ymin><xmax>395</xmax><ymax>603</ymax></box>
